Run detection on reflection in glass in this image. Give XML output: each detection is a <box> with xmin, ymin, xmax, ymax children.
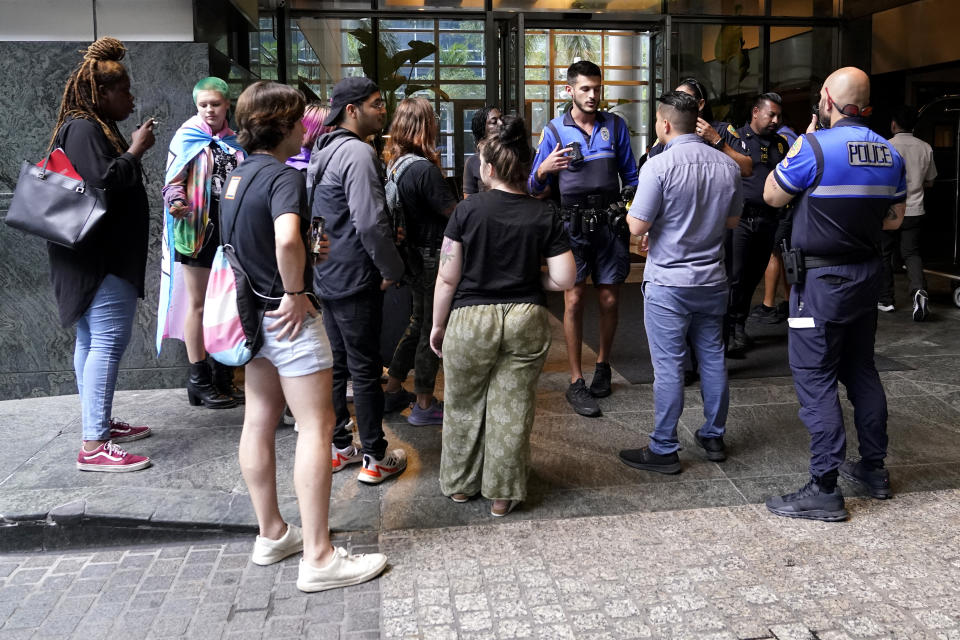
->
<box><xmin>667</xmin><ymin>0</ymin><xmax>761</xmax><ymax>14</ymax></box>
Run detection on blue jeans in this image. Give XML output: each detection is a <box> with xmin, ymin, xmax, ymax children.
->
<box><xmin>74</xmin><ymin>274</ymin><xmax>138</xmax><ymax>441</ymax></box>
<box><xmin>643</xmin><ymin>282</ymin><xmax>729</xmax><ymax>455</ymax></box>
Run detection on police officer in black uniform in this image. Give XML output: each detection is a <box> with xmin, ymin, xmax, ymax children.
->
<box><xmin>725</xmin><ymin>93</ymin><xmax>789</xmax><ymax>357</ymax></box>
<box><xmin>762</xmin><ymin>67</ymin><xmax>906</xmax><ymax>521</ymax></box>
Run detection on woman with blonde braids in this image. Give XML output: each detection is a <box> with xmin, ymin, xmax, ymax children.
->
<box><xmin>48</xmin><ymin>37</ymin><xmax>156</xmax><ymax>472</ymax></box>
<box><xmin>157</xmin><ymin>77</ymin><xmax>244</xmax><ymax>409</ymax></box>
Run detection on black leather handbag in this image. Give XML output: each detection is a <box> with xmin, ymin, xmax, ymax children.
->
<box><xmin>5</xmin><ymin>151</ymin><xmax>108</xmax><ymax>249</ymax></box>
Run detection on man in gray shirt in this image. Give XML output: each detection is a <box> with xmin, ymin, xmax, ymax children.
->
<box><xmin>308</xmin><ymin>77</ymin><xmax>407</xmax><ymax>485</ymax></box>
<box><xmin>619</xmin><ymin>91</ymin><xmax>743</xmax><ymax>474</ymax></box>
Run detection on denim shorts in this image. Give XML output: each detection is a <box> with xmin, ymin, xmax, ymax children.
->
<box><xmin>254</xmin><ymin>312</ymin><xmax>333</xmax><ymax>377</ymax></box>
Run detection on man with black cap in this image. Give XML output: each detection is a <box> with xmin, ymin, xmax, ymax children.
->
<box><xmin>307</xmin><ymin>77</ymin><xmax>408</xmax><ymax>485</ymax></box>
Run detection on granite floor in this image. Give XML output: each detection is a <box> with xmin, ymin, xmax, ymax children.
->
<box><xmin>1</xmin><ymin>274</ymin><xmax>959</xmax><ymax>538</ymax></box>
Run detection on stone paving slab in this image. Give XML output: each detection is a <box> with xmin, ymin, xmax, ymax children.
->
<box><xmin>1</xmin><ymin>489</ymin><xmax>959</xmax><ymax>639</ymax></box>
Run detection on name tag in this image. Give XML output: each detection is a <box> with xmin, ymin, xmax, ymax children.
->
<box><xmin>224</xmin><ymin>175</ymin><xmax>242</xmax><ymax>199</ymax></box>
<box><xmin>788</xmin><ymin>317</ymin><xmax>816</xmax><ymax>328</ymax></box>
<box><xmin>847</xmin><ymin>142</ymin><xmax>893</xmax><ymax>167</ymax></box>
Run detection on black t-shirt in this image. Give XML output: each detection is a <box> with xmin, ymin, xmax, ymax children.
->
<box><xmin>444</xmin><ymin>190</ymin><xmax>569</xmax><ymax>309</ymax></box>
<box><xmin>462</xmin><ymin>154</ymin><xmax>485</xmax><ymax>195</ymax></box>
<box><xmin>398</xmin><ymin>159</ymin><xmax>458</xmax><ymax>247</ymax></box>
<box><xmin>219</xmin><ymin>154</ymin><xmax>310</xmax><ymax>306</ymax></box>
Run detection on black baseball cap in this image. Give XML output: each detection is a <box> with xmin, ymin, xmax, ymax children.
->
<box><xmin>324</xmin><ymin>77</ymin><xmax>380</xmax><ymax>127</ymax></box>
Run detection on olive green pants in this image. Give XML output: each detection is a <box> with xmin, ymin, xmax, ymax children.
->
<box><xmin>439</xmin><ymin>303</ymin><xmax>551</xmax><ymax>501</ymax></box>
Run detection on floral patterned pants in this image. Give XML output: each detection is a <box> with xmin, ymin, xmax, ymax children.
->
<box><xmin>439</xmin><ymin>303</ymin><xmax>551</xmax><ymax>501</ymax></box>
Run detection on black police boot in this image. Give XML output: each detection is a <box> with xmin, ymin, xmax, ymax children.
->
<box><xmin>211</xmin><ymin>361</ymin><xmax>244</xmax><ymax>404</ymax></box>
<box><xmin>187</xmin><ymin>361</ymin><xmax>237</xmax><ymax>409</ymax></box>
<box><xmin>565</xmin><ymin>378</ymin><xmax>602</xmax><ymax>417</ymax></box>
<box><xmin>726</xmin><ymin>324</ymin><xmax>751</xmax><ymax>359</ymax></box>
<box><xmin>695</xmin><ymin>433</ymin><xmax>726</xmax><ymax>462</ymax></box>
<box><xmin>588</xmin><ymin>362</ymin><xmax>612</xmax><ymax>398</ymax></box>
<box><xmin>618</xmin><ymin>446</ymin><xmax>682</xmax><ymax>474</ymax></box>
<box><xmin>765</xmin><ymin>478</ymin><xmax>848</xmax><ymax>522</ymax></box>
<box><xmin>839</xmin><ymin>459</ymin><xmax>892</xmax><ymax>499</ymax></box>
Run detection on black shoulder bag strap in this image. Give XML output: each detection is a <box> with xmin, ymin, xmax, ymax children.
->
<box><xmin>221</xmin><ymin>161</ymin><xmax>281</xmax><ymax>303</ymax></box>
<box><xmin>307</xmin><ymin>136</ymin><xmax>356</xmax><ymax>213</ymax></box>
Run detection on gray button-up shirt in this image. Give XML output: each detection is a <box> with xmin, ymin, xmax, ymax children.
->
<box><xmin>629</xmin><ymin>133</ymin><xmax>743</xmax><ymax>287</ymax></box>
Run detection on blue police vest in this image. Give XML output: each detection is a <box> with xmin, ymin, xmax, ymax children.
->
<box><xmin>774</xmin><ymin>118</ymin><xmax>906</xmax><ymax>259</ymax></box>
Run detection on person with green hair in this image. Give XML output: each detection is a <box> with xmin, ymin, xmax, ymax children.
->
<box><xmin>157</xmin><ymin>76</ymin><xmax>246</xmax><ymax>409</ymax></box>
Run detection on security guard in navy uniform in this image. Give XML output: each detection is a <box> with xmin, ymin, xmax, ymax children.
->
<box><xmin>529</xmin><ymin>60</ymin><xmax>638</xmax><ymax>418</ymax></box>
<box><xmin>762</xmin><ymin>67</ymin><xmax>906</xmax><ymax>521</ymax></box>
<box><xmin>725</xmin><ymin>93</ymin><xmax>789</xmax><ymax>357</ymax></box>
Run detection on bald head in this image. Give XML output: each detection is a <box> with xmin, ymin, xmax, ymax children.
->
<box><xmin>819</xmin><ymin>67</ymin><xmax>870</xmax><ymax>127</ymax></box>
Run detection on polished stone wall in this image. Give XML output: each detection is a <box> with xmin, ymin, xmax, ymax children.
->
<box><xmin>0</xmin><ymin>42</ymin><xmax>208</xmax><ymax>400</ymax></box>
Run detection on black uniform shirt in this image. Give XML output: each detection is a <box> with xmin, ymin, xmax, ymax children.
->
<box><xmin>738</xmin><ymin>124</ymin><xmax>789</xmax><ymax>207</ymax></box>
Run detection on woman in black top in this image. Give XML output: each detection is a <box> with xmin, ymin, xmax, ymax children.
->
<box><xmin>382</xmin><ymin>97</ymin><xmax>458</xmax><ymax>425</ymax></box>
<box><xmin>462</xmin><ymin>105</ymin><xmax>502</xmax><ymax>198</ymax></box>
<box><xmin>48</xmin><ymin>37</ymin><xmax>156</xmax><ymax>472</ymax></box>
<box><xmin>431</xmin><ymin>116</ymin><xmax>575</xmax><ymax>516</ymax></box>
<box><xmin>223</xmin><ymin>81</ymin><xmax>387</xmax><ymax>592</ymax></box>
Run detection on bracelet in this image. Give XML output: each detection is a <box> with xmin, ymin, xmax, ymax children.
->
<box><xmin>283</xmin><ymin>289</ymin><xmax>306</xmax><ymax>296</ymax></box>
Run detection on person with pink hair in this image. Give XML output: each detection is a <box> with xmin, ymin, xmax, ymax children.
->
<box><xmin>287</xmin><ymin>103</ymin><xmax>332</xmax><ymax>172</ymax></box>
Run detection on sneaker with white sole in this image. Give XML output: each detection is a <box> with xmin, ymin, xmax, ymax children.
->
<box><xmin>297</xmin><ymin>546</ymin><xmax>387</xmax><ymax>592</ymax></box>
<box><xmin>251</xmin><ymin>522</ymin><xmax>304</xmax><ymax>566</ymax></box>
<box><xmin>912</xmin><ymin>289</ymin><xmax>929</xmax><ymax>322</ymax></box>
<box><xmin>108</xmin><ymin>419</ymin><xmax>151</xmax><ymax>443</ymax></box>
<box><xmin>332</xmin><ymin>442</ymin><xmax>363</xmax><ymax>472</ymax></box>
<box><xmin>76</xmin><ymin>441</ymin><xmax>151</xmax><ymax>472</ymax></box>
<box><xmin>358</xmin><ymin>449</ymin><xmax>407</xmax><ymax>484</ymax></box>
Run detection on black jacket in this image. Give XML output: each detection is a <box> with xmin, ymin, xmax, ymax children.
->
<box><xmin>47</xmin><ymin>117</ymin><xmax>149</xmax><ymax>326</ymax></box>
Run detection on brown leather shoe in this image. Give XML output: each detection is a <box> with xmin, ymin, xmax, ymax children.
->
<box><xmin>491</xmin><ymin>500</ymin><xmax>520</xmax><ymax>517</ymax></box>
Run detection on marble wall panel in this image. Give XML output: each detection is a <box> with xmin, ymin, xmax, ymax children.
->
<box><xmin>0</xmin><ymin>42</ymin><xmax>210</xmax><ymax>400</ymax></box>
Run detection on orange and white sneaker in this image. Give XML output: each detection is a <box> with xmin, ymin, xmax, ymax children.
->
<box><xmin>358</xmin><ymin>449</ymin><xmax>407</xmax><ymax>485</ymax></box>
<box><xmin>332</xmin><ymin>442</ymin><xmax>363</xmax><ymax>473</ymax></box>
<box><xmin>77</xmin><ymin>441</ymin><xmax>151</xmax><ymax>472</ymax></box>
<box><xmin>108</xmin><ymin>419</ymin><xmax>152</xmax><ymax>443</ymax></box>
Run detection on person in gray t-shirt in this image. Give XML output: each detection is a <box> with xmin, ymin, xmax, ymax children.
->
<box><xmin>618</xmin><ymin>91</ymin><xmax>743</xmax><ymax>475</ymax></box>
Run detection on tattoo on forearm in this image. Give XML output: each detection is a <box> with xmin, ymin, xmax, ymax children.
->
<box><xmin>440</xmin><ymin>237</ymin><xmax>455</xmax><ymax>267</ymax></box>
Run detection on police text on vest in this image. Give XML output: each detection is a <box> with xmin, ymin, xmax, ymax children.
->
<box><xmin>847</xmin><ymin>142</ymin><xmax>893</xmax><ymax>167</ymax></box>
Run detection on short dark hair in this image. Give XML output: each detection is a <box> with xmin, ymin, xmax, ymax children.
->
<box><xmin>656</xmin><ymin>91</ymin><xmax>699</xmax><ymax>134</ymax></box>
<box><xmin>754</xmin><ymin>92</ymin><xmax>782</xmax><ymax>110</ymax></box>
<box><xmin>892</xmin><ymin>105</ymin><xmax>918</xmax><ymax>131</ymax></box>
<box><xmin>567</xmin><ymin>60</ymin><xmax>602</xmax><ymax>84</ymax></box>
<box><xmin>235</xmin><ymin>81</ymin><xmax>306</xmax><ymax>152</ymax></box>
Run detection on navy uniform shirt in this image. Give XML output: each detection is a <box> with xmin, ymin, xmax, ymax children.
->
<box><xmin>774</xmin><ymin>117</ymin><xmax>906</xmax><ymax>322</ymax></box>
<box><xmin>738</xmin><ymin>125</ymin><xmax>788</xmax><ymax>208</ymax></box>
<box><xmin>528</xmin><ymin>111</ymin><xmax>638</xmax><ymax>207</ymax></box>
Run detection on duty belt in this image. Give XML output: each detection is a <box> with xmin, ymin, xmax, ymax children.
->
<box><xmin>742</xmin><ymin>203</ymin><xmax>777</xmax><ymax>219</ymax></box>
<box><xmin>804</xmin><ymin>253</ymin><xmax>876</xmax><ymax>269</ymax></box>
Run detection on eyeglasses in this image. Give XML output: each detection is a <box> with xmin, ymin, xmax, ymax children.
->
<box><xmin>824</xmin><ymin>87</ymin><xmax>872</xmax><ymax>118</ymax></box>
<box><xmin>366</xmin><ymin>99</ymin><xmax>386</xmax><ymax>110</ymax></box>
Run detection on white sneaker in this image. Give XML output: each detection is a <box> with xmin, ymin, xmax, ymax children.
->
<box><xmin>358</xmin><ymin>449</ymin><xmax>407</xmax><ymax>484</ymax></box>
<box><xmin>251</xmin><ymin>522</ymin><xmax>303</xmax><ymax>566</ymax></box>
<box><xmin>877</xmin><ymin>302</ymin><xmax>895</xmax><ymax>312</ymax></box>
<box><xmin>332</xmin><ymin>442</ymin><xmax>363</xmax><ymax>473</ymax></box>
<box><xmin>297</xmin><ymin>547</ymin><xmax>387</xmax><ymax>593</ymax></box>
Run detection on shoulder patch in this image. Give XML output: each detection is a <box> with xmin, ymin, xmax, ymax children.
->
<box><xmin>727</xmin><ymin>124</ymin><xmax>740</xmax><ymax>138</ymax></box>
<box><xmin>224</xmin><ymin>175</ymin><xmax>242</xmax><ymax>200</ymax></box>
<box><xmin>785</xmin><ymin>137</ymin><xmax>803</xmax><ymax>159</ymax></box>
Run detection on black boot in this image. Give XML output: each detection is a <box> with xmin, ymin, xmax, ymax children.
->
<box><xmin>211</xmin><ymin>360</ymin><xmax>244</xmax><ymax>404</ymax></box>
<box><xmin>187</xmin><ymin>361</ymin><xmax>237</xmax><ymax>409</ymax></box>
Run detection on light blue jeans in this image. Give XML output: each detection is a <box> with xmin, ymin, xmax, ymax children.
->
<box><xmin>74</xmin><ymin>274</ymin><xmax>138</xmax><ymax>441</ymax></box>
<box><xmin>643</xmin><ymin>282</ymin><xmax>729</xmax><ymax>455</ymax></box>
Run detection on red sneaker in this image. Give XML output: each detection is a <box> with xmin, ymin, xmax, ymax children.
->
<box><xmin>77</xmin><ymin>441</ymin><xmax>151</xmax><ymax>472</ymax></box>
<box><xmin>109</xmin><ymin>419</ymin><xmax>152</xmax><ymax>443</ymax></box>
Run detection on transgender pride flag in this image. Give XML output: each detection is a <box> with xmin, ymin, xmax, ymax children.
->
<box><xmin>203</xmin><ymin>245</ymin><xmax>255</xmax><ymax>367</ymax></box>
